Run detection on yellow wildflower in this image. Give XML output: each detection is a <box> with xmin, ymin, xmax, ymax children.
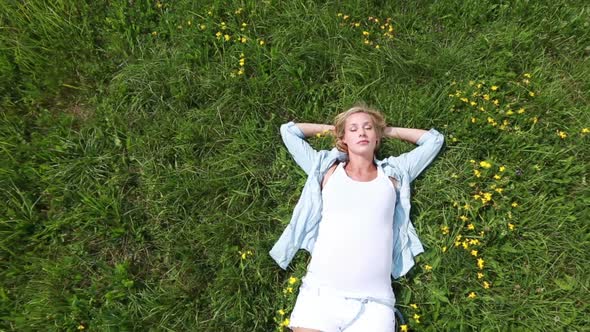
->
<box><xmin>224</xmin><ymin>34</ymin><xmax>231</xmax><ymax>41</ymax></box>
<box><xmin>477</xmin><ymin>272</ymin><xmax>484</xmax><ymax>279</ymax></box>
<box><xmin>467</xmin><ymin>223</ymin><xmax>475</xmax><ymax>230</ymax></box>
<box><xmin>523</xmin><ymin>78</ymin><xmax>530</xmax><ymax>84</ymax></box>
<box><xmin>508</xmin><ymin>223</ymin><xmax>515</xmax><ymax>230</ymax></box>
<box><xmin>469</xmin><ymin>159</ymin><xmax>476</xmax><ymax>164</ymax></box>
<box><xmin>200</xmin><ymin>24</ymin><xmax>206</xmax><ymax>30</ymax></box>
<box><xmin>156</xmin><ymin>2</ymin><xmax>162</xmax><ymax>9</ymax></box>
<box><xmin>493</xmin><ymin>99</ymin><xmax>499</xmax><ymax>106</ymax></box>
<box><xmin>557</xmin><ymin>131</ymin><xmax>567</xmax><ymax>139</ymax></box>
<box><xmin>343</xmin><ymin>15</ymin><xmax>350</xmax><ymax>20</ymax></box>
<box><xmin>375</xmin><ymin>45</ymin><xmax>380</xmax><ymax>49</ymax></box>
<box><xmin>529</xmin><ymin>91</ymin><xmax>535</xmax><ymax>97</ymax></box>
<box><xmin>483</xmin><ymin>94</ymin><xmax>490</xmax><ymax>100</ymax></box>
<box><xmin>480</xmin><ymin>161</ymin><xmax>492</xmax><ymax>168</ymax></box>
<box><xmin>511</xmin><ymin>202</ymin><xmax>518</xmax><ymax>207</ymax></box>
<box><xmin>424</xmin><ymin>264</ymin><xmax>432</xmax><ymax>271</ymax></box>
<box><xmin>471</xmin><ymin>250</ymin><xmax>478</xmax><ymax>257</ymax></box>
<box><xmin>442</xmin><ymin>246</ymin><xmax>447</xmax><ymax>253</ymax></box>
<box><xmin>77</xmin><ymin>325</ymin><xmax>85</xmax><ymax>331</ymax></box>
<box><xmin>524</xmin><ymin>73</ymin><xmax>531</xmax><ymax>78</ymax></box>
<box><xmin>278</xmin><ymin>309</ymin><xmax>285</xmax><ymax>316</ymax></box>
<box><xmin>477</xmin><ymin>258</ymin><xmax>485</xmax><ymax>269</ymax></box>
<box><xmin>499</xmin><ymin>166</ymin><xmax>506</xmax><ymax>172</ymax></box>
<box><xmin>473</xmin><ymin>194</ymin><xmax>481</xmax><ymax>200</ymax></box>
<box><xmin>413</xmin><ymin>313</ymin><xmax>420</xmax><ymax>323</ymax></box>
<box><xmin>362</xmin><ymin>31</ymin><xmax>370</xmax><ymax>36</ymax></box>
<box><xmin>337</xmin><ymin>13</ymin><xmax>343</xmax><ymax>17</ymax></box>
<box><xmin>215</xmin><ymin>31</ymin><xmax>222</xmax><ymax>39</ymax></box>
<box><xmin>468</xmin><ymin>80</ymin><xmax>475</xmax><ymax>86</ymax></box>
<box><xmin>474</xmin><ymin>169</ymin><xmax>481</xmax><ymax>178</ymax></box>
<box><xmin>471</xmin><ymin>117</ymin><xmax>477</xmax><ymax>123</ymax></box>
<box><xmin>289</xmin><ymin>276</ymin><xmax>298</xmax><ymax>285</ymax></box>
<box><xmin>463</xmin><ymin>204</ymin><xmax>471</xmax><ymax>210</ymax></box>
<box><xmin>462</xmin><ymin>241</ymin><xmax>469</xmax><ymax>249</ymax></box>
<box><xmin>401</xmin><ymin>325</ymin><xmax>409</xmax><ymax>332</ymax></box>
<box><xmin>517</xmin><ymin>108</ymin><xmax>525</xmax><ymax>114</ymax></box>
<box><xmin>281</xmin><ymin>318</ymin><xmax>290</xmax><ymax>327</ymax></box>
<box><xmin>410</xmin><ymin>303</ymin><xmax>418</xmax><ymax>309</ymax></box>
<box><xmin>476</xmin><ymin>83</ymin><xmax>482</xmax><ymax>89</ymax></box>
<box><xmin>581</xmin><ymin>128</ymin><xmax>590</xmax><ymax>134</ymax></box>
<box><xmin>441</xmin><ymin>225</ymin><xmax>449</xmax><ymax>235</ymax></box>
<box><xmin>259</xmin><ymin>40</ymin><xmax>265</xmax><ymax>45</ymax></box>
<box><xmin>494</xmin><ymin>187</ymin><xmax>504</xmax><ymax>193</ymax></box>
<box><xmin>454</xmin><ymin>241</ymin><xmax>461</xmax><ymax>247</ymax></box>
<box><xmin>151</xmin><ymin>31</ymin><xmax>158</xmax><ymax>36</ymax></box>
<box><xmin>468</xmin><ymin>292</ymin><xmax>476</xmax><ymax>299</ymax></box>
<box><xmin>506</xmin><ymin>110</ymin><xmax>514</xmax><ymax>115</ymax></box>
<box><xmin>460</xmin><ymin>97</ymin><xmax>469</xmax><ymax>103</ymax></box>
<box><xmin>470</xmin><ymin>101</ymin><xmax>477</xmax><ymax>106</ymax></box>
<box><xmin>237</xmin><ymin>68</ymin><xmax>244</xmax><ymax>75</ymax></box>
<box><xmin>491</xmin><ymin>85</ymin><xmax>498</xmax><ymax>91</ymax></box>
<box><xmin>354</xmin><ymin>22</ymin><xmax>361</xmax><ymax>27</ymax></box>
<box><xmin>494</xmin><ymin>174</ymin><xmax>501</xmax><ymax>180</ymax></box>
<box><xmin>483</xmin><ymin>281</ymin><xmax>491</xmax><ymax>289</ymax></box>
<box><xmin>460</xmin><ymin>215</ymin><xmax>469</xmax><ymax>222</ymax></box>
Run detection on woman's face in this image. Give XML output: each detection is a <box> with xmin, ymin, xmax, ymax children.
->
<box><xmin>341</xmin><ymin>112</ymin><xmax>378</xmax><ymax>157</ymax></box>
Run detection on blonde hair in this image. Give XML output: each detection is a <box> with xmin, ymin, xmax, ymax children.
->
<box><xmin>333</xmin><ymin>102</ymin><xmax>387</xmax><ymax>153</ymax></box>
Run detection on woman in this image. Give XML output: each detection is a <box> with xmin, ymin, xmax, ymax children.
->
<box><xmin>269</xmin><ymin>103</ymin><xmax>445</xmax><ymax>332</ymax></box>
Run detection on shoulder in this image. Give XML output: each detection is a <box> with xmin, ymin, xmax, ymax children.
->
<box><xmin>321</xmin><ymin>162</ymin><xmax>339</xmax><ymax>189</ymax></box>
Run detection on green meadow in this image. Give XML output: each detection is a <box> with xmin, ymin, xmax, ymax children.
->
<box><xmin>1</xmin><ymin>0</ymin><xmax>589</xmax><ymax>331</ymax></box>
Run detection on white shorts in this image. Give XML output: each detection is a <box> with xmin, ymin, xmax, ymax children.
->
<box><xmin>288</xmin><ymin>277</ymin><xmax>396</xmax><ymax>332</ymax></box>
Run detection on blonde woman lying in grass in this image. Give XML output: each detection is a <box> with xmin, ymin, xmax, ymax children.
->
<box><xmin>270</xmin><ymin>103</ymin><xmax>445</xmax><ymax>331</ymax></box>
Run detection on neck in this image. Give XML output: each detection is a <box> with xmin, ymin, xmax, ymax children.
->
<box><xmin>345</xmin><ymin>153</ymin><xmax>375</xmax><ymax>172</ymax></box>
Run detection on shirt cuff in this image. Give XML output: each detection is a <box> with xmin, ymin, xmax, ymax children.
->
<box><xmin>416</xmin><ymin>128</ymin><xmax>443</xmax><ymax>145</ymax></box>
<box><xmin>284</xmin><ymin>121</ymin><xmax>306</xmax><ymax>139</ymax></box>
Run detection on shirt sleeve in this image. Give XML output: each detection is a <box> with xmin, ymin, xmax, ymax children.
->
<box><xmin>280</xmin><ymin>121</ymin><xmax>319</xmax><ymax>176</ymax></box>
<box><xmin>387</xmin><ymin>128</ymin><xmax>445</xmax><ymax>182</ymax></box>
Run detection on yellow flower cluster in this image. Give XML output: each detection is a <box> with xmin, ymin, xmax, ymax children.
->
<box><xmin>238</xmin><ymin>249</ymin><xmax>253</xmax><ymax>260</ymax></box>
<box><xmin>448</xmin><ymin>74</ymin><xmax>539</xmax><ymax>134</ymax></box>
<box><xmin>274</xmin><ymin>275</ymin><xmax>301</xmax><ymax>330</ymax></box>
<box><xmin>336</xmin><ymin>13</ymin><xmax>395</xmax><ymax>49</ymax></box>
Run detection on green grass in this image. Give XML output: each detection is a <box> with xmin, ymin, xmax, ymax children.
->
<box><xmin>1</xmin><ymin>0</ymin><xmax>589</xmax><ymax>331</ymax></box>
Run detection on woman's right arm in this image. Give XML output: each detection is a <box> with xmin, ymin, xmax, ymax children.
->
<box><xmin>280</xmin><ymin>122</ymin><xmax>332</xmax><ymax>175</ymax></box>
<box><xmin>293</xmin><ymin>123</ymin><xmax>335</xmax><ymax>137</ymax></box>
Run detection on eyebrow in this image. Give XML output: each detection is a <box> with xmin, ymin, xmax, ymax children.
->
<box><xmin>349</xmin><ymin>122</ymin><xmax>372</xmax><ymax>127</ymax></box>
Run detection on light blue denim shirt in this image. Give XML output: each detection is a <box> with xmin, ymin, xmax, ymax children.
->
<box><xmin>269</xmin><ymin>121</ymin><xmax>444</xmax><ymax>279</ymax></box>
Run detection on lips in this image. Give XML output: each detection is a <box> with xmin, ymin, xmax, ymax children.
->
<box><xmin>358</xmin><ymin>140</ymin><xmax>369</xmax><ymax>144</ymax></box>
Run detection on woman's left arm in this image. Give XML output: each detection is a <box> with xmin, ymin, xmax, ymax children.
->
<box><xmin>383</xmin><ymin>126</ymin><xmax>445</xmax><ymax>182</ymax></box>
<box><xmin>383</xmin><ymin>127</ymin><xmax>428</xmax><ymax>145</ymax></box>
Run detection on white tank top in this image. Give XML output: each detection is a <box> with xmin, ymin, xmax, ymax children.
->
<box><xmin>305</xmin><ymin>162</ymin><xmax>396</xmax><ymax>299</ymax></box>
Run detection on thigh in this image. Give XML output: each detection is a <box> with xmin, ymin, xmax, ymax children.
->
<box><xmin>288</xmin><ymin>285</ymin><xmax>344</xmax><ymax>332</ymax></box>
<box><xmin>342</xmin><ymin>301</ymin><xmax>395</xmax><ymax>332</ymax></box>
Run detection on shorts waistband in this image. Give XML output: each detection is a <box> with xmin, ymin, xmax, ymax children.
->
<box><xmin>300</xmin><ymin>275</ymin><xmax>403</xmax><ymax>331</ymax></box>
